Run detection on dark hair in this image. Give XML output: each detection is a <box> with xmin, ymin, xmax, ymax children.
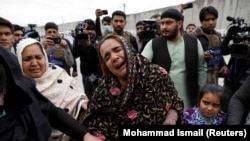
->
<box><xmin>151</xmin><ymin>14</ymin><xmax>161</xmax><ymax>19</ymax></box>
<box><xmin>44</xmin><ymin>22</ymin><xmax>58</xmax><ymax>31</ymax></box>
<box><xmin>102</xmin><ymin>16</ymin><xmax>111</xmax><ymax>23</ymax></box>
<box><xmin>13</xmin><ymin>24</ymin><xmax>25</xmax><ymax>34</ymax></box>
<box><xmin>97</xmin><ymin>35</ymin><xmax>124</xmax><ymax>76</ymax></box>
<box><xmin>197</xmin><ymin>84</ymin><xmax>225</xmax><ymax>109</ymax></box>
<box><xmin>136</xmin><ymin>21</ymin><xmax>144</xmax><ymax>27</ymax></box>
<box><xmin>84</xmin><ymin>19</ymin><xmax>95</xmax><ymax>26</ymax></box>
<box><xmin>199</xmin><ymin>6</ymin><xmax>218</xmax><ymax>22</ymax></box>
<box><xmin>186</xmin><ymin>23</ymin><xmax>196</xmax><ymax>29</ymax></box>
<box><xmin>0</xmin><ymin>17</ymin><xmax>14</xmax><ymax>33</ymax></box>
<box><xmin>112</xmin><ymin>10</ymin><xmax>126</xmax><ymax>20</ymax></box>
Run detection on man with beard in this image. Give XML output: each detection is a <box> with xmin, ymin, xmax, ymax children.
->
<box><xmin>141</xmin><ymin>8</ymin><xmax>207</xmax><ymax>109</ymax></box>
<box><xmin>109</xmin><ymin>10</ymin><xmax>138</xmax><ymax>52</ymax></box>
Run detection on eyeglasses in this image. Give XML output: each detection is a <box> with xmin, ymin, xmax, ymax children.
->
<box><xmin>0</xmin><ymin>32</ymin><xmax>12</xmax><ymax>36</ymax></box>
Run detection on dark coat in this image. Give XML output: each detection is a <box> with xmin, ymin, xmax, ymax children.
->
<box><xmin>72</xmin><ymin>35</ymin><xmax>102</xmax><ymax>77</ymax></box>
<box><xmin>227</xmin><ymin>75</ymin><xmax>250</xmax><ymax>125</ymax></box>
<box><xmin>0</xmin><ymin>46</ymin><xmax>88</xmax><ymax>141</ymax></box>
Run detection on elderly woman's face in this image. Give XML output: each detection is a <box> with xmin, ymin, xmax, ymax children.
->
<box><xmin>100</xmin><ymin>38</ymin><xmax>127</xmax><ymax>80</ymax></box>
<box><xmin>21</xmin><ymin>44</ymin><xmax>46</xmax><ymax>78</ymax></box>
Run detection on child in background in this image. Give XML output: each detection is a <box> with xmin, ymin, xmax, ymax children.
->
<box><xmin>183</xmin><ymin>84</ymin><xmax>226</xmax><ymax>125</ymax></box>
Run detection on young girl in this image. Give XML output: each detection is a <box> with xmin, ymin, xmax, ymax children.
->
<box><xmin>183</xmin><ymin>84</ymin><xmax>227</xmax><ymax>125</ymax></box>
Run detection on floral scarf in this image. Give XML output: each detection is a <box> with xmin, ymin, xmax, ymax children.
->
<box><xmin>82</xmin><ymin>36</ymin><xmax>184</xmax><ymax>140</ymax></box>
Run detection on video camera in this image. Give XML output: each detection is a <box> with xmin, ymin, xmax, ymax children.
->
<box><xmin>139</xmin><ymin>19</ymin><xmax>157</xmax><ymax>41</ymax></box>
<box><xmin>223</xmin><ymin>16</ymin><xmax>250</xmax><ymax>58</ymax></box>
<box><xmin>24</xmin><ymin>24</ymin><xmax>40</xmax><ymax>41</ymax></box>
<box><xmin>75</xmin><ymin>22</ymin><xmax>88</xmax><ymax>41</ymax></box>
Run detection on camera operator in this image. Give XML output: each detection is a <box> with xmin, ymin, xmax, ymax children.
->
<box><xmin>221</xmin><ymin>16</ymin><xmax>250</xmax><ymax>102</ymax></box>
<box><xmin>150</xmin><ymin>14</ymin><xmax>161</xmax><ymax>36</ymax></box>
<box><xmin>138</xmin><ymin>19</ymin><xmax>158</xmax><ymax>53</ymax></box>
<box><xmin>24</xmin><ymin>24</ymin><xmax>41</xmax><ymax>41</ymax></box>
<box><xmin>72</xmin><ymin>20</ymin><xmax>102</xmax><ymax>99</ymax></box>
<box><xmin>42</xmin><ymin>22</ymin><xmax>74</xmax><ymax>75</ymax></box>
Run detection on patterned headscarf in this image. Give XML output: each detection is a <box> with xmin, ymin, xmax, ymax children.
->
<box><xmin>82</xmin><ymin>35</ymin><xmax>184</xmax><ymax>140</ymax></box>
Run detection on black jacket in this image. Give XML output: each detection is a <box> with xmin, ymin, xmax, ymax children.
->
<box><xmin>0</xmin><ymin>46</ymin><xmax>88</xmax><ymax>141</ymax></box>
<box><xmin>72</xmin><ymin>36</ymin><xmax>102</xmax><ymax>77</ymax></box>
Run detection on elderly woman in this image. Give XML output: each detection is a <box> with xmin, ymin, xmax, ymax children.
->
<box><xmin>82</xmin><ymin>35</ymin><xmax>184</xmax><ymax>140</ymax></box>
<box><xmin>14</xmin><ymin>38</ymin><xmax>88</xmax><ymax>141</ymax></box>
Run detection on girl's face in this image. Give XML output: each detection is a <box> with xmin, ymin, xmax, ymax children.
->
<box><xmin>199</xmin><ymin>92</ymin><xmax>222</xmax><ymax>118</ymax></box>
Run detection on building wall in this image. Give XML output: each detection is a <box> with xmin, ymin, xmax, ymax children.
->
<box><xmin>35</xmin><ymin>0</ymin><xmax>250</xmax><ymax>35</ymax></box>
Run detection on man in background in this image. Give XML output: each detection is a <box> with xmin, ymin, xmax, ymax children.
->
<box><xmin>42</xmin><ymin>22</ymin><xmax>74</xmax><ymax>75</ymax></box>
<box><xmin>0</xmin><ymin>17</ymin><xmax>15</xmax><ymax>53</ymax></box>
<box><xmin>141</xmin><ymin>9</ymin><xmax>207</xmax><ymax>109</ymax></box>
<box><xmin>95</xmin><ymin>9</ymin><xmax>112</xmax><ymax>36</ymax></box>
<box><xmin>185</xmin><ymin>23</ymin><xmax>196</xmax><ymax>34</ymax></box>
<box><xmin>109</xmin><ymin>10</ymin><xmax>139</xmax><ymax>52</ymax></box>
<box><xmin>13</xmin><ymin>24</ymin><xmax>25</xmax><ymax>42</ymax></box>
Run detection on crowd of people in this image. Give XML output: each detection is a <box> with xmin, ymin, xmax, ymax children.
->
<box><xmin>0</xmin><ymin>2</ymin><xmax>250</xmax><ymax>141</ymax></box>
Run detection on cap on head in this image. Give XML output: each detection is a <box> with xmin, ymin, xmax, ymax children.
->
<box><xmin>161</xmin><ymin>8</ymin><xmax>183</xmax><ymax>21</ymax></box>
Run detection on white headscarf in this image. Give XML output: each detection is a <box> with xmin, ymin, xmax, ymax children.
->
<box><xmin>15</xmin><ymin>38</ymin><xmax>49</xmax><ymax>72</ymax></box>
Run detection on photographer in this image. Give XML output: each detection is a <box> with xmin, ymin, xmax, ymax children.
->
<box><xmin>42</xmin><ymin>22</ymin><xmax>74</xmax><ymax>75</ymax></box>
<box><xmin>95</xmin><ymin>9</ymin><xmax>112</xmax><ymax>36</ymax></box>
<box><xmin>72</xmin><ymin>20</ymin><xmax>102</xmax><ymax>99</ymax></box>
